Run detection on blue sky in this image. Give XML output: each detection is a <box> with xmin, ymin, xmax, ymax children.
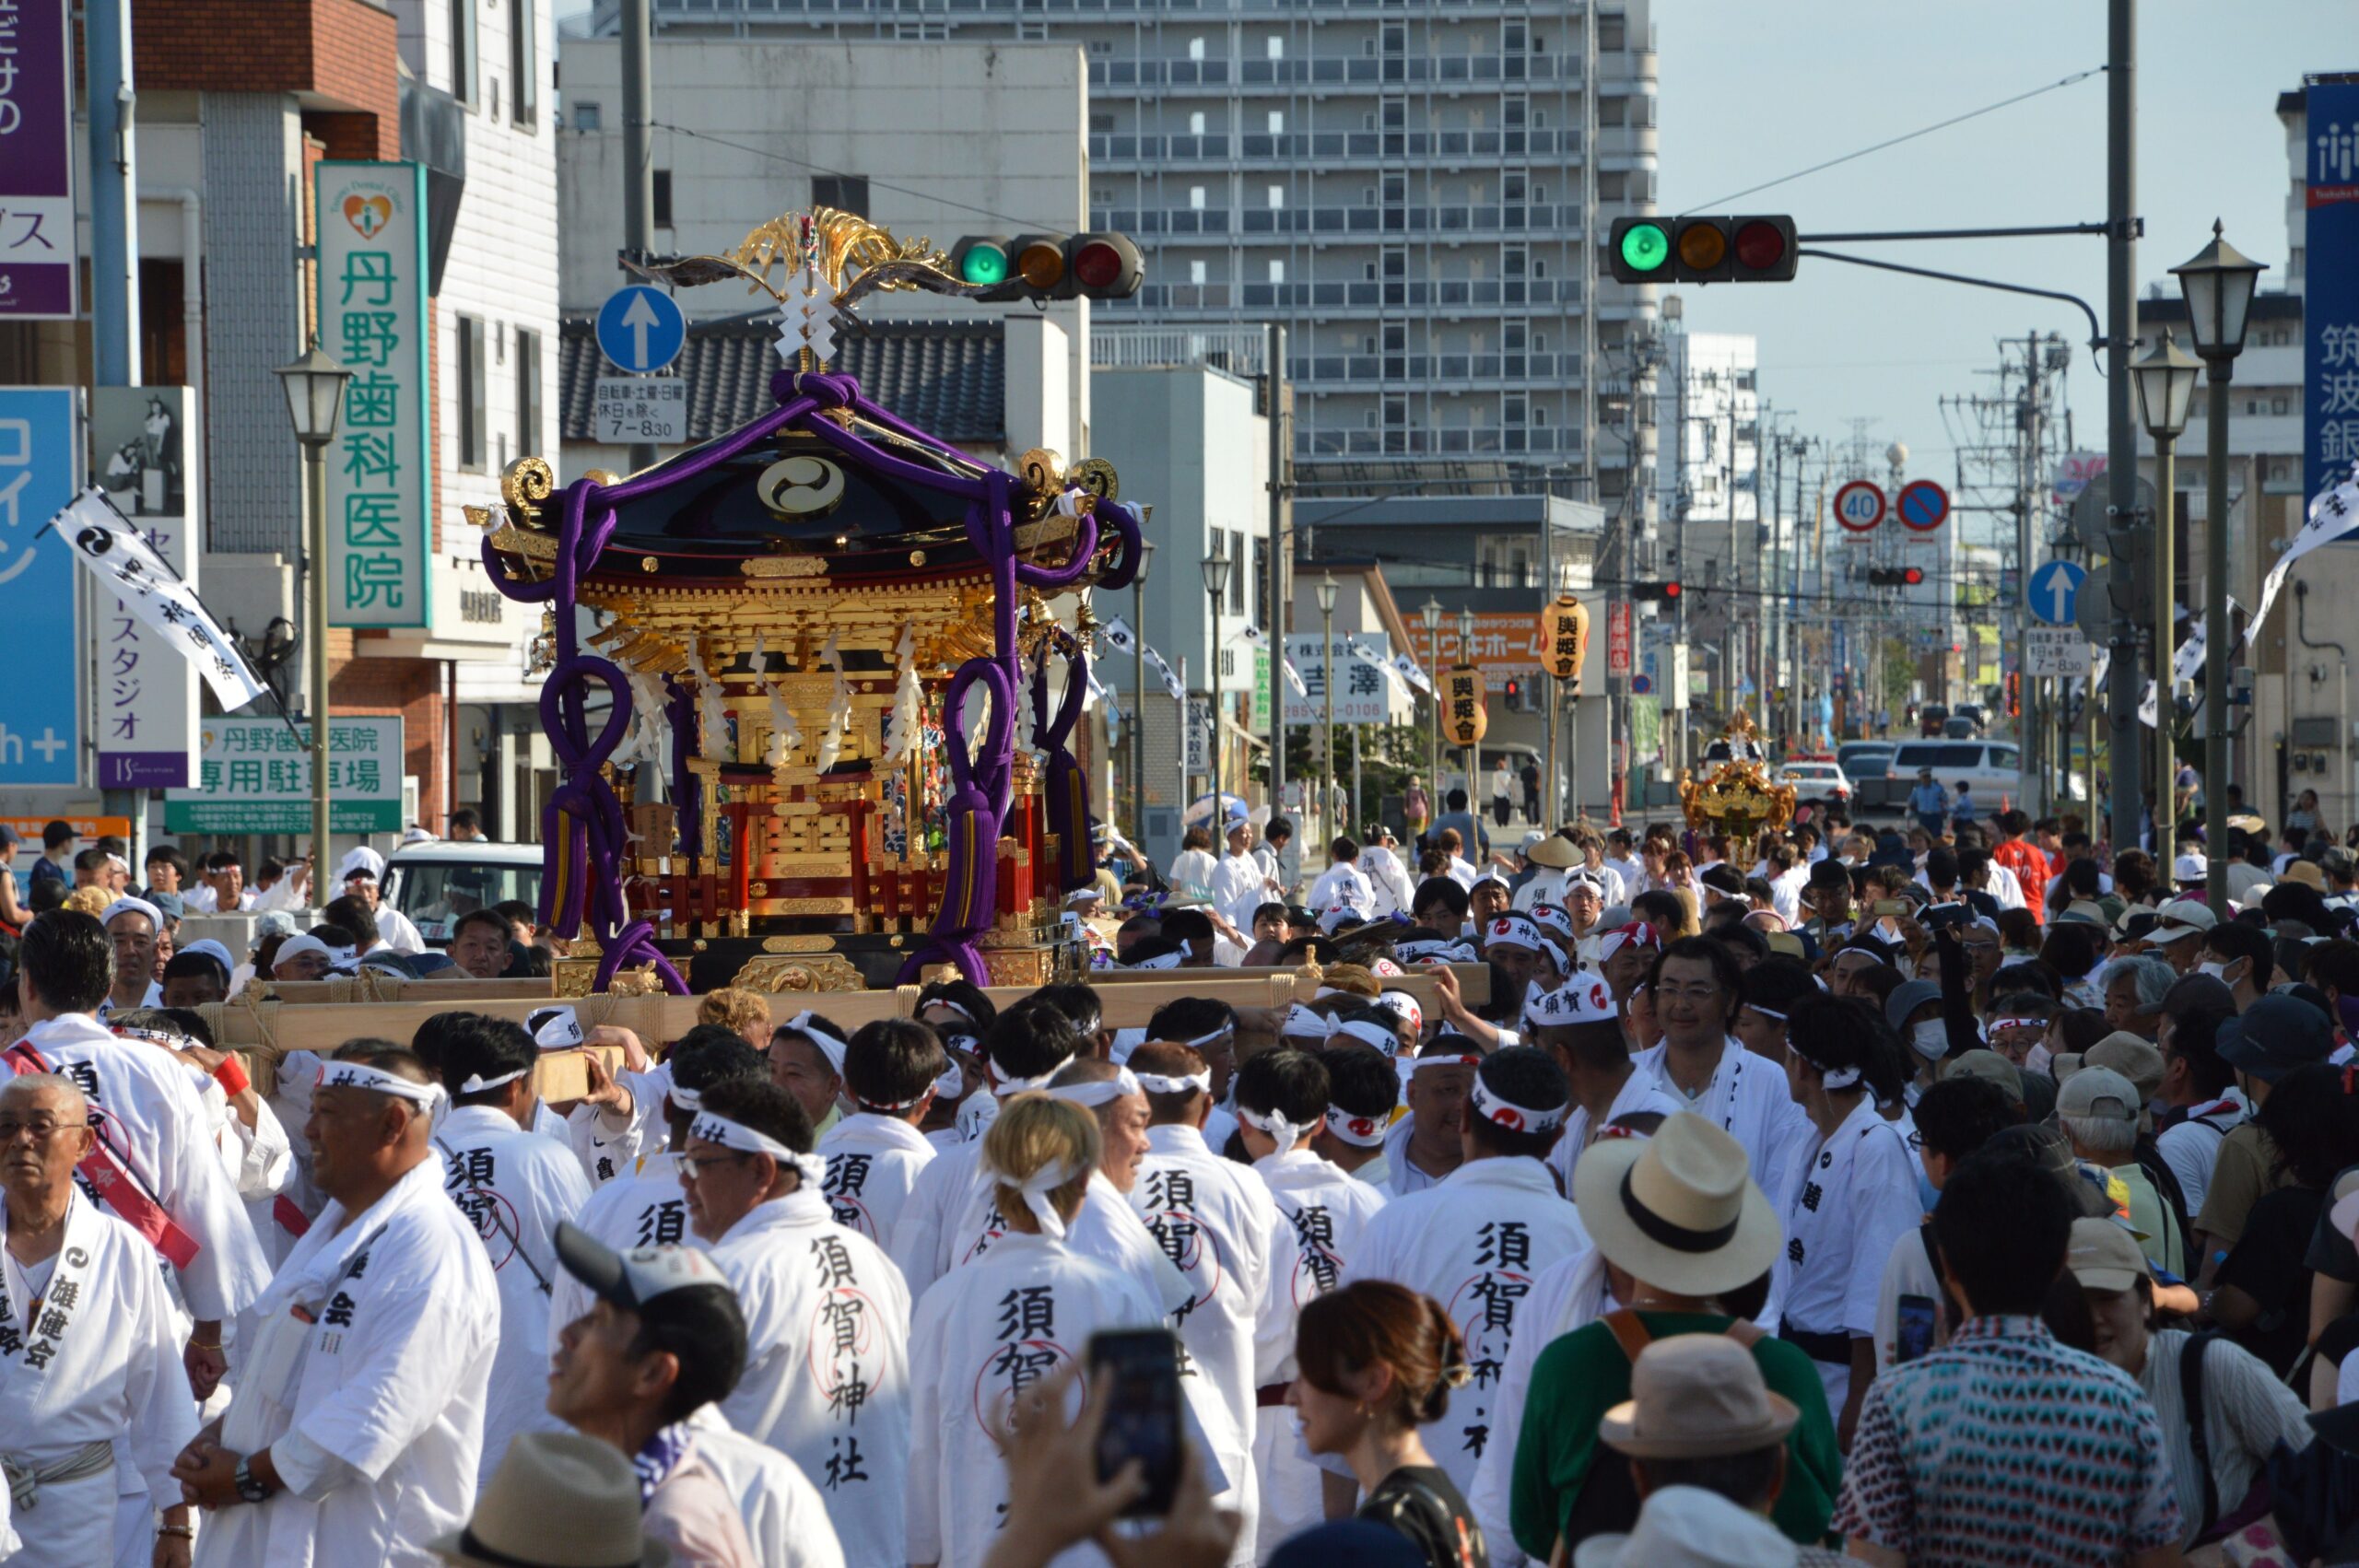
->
<box><xmin>1657</xmin><ymin>1</ymin><xmax>2352</xmax><ymax>498</ymax></box>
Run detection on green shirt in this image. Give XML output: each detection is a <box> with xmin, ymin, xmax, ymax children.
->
<box><xmin>1508</xmin><ymin>1311</ymin><xmax>1843</xmax><ymax>1560</ymax></box>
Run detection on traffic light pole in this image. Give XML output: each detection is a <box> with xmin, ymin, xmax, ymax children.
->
<box><xmin>1265</xmin><ymin>323</ymin><xmax>1291</xmax><ymax>822</ymax></box>
<box><xmin>620</xmin><ymin>0</ymin><xmax>658</xmax><ymax>474</ymax></box>
<box><xmin>2104</xmin><ymin>0</ymin><xmax>2143</xmax><ymax>855</ymax></box>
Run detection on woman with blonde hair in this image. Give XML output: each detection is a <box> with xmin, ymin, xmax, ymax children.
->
<box><xmin>905</xmin><ymin>1094</ymin><xmax>1234</xmax><ymax>1568</ymax></box>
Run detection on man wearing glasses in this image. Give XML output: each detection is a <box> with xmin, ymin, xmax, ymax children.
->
<box><xmin>1633</xmin><ymin>936</ymin><xmax>1813</xmax><ymax>1200</ymax></box>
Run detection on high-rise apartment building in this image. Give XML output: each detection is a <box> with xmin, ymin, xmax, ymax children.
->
<box><xmin>585</xmin><ymin>0</ymin><xmax>1661</xmax><ymax>503</ymax></box>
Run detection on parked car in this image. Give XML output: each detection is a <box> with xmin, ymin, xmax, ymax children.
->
<box><xmin>1778</xmin><ymin>761</ymin><xmax>1853</xmax><ymax>804</ymax></box>
<box><xmin>1954</xmin><ymin>703</ymin><xmax>1989</xmax><ymax>731</ymax></box>
<box><xmin>1885</xmin><ymin>740</ymin><xmax>2024</xmax><ymax>804</ymax></box>
<box><xmin>383</xmin><ymin>840</ymin><xmax>544</xmax><ymax>947</ymax></box>
<box><xmin>1942</xmin><ymin>715</ymin><xmax>1980</xmax><ymax>739</ymax></box>
<box><xmin>1917</xmin><ymin>704</ymin><xmax>1951</xmax><ymax>738</ymax></box>
<box><xmin>1837</xmin><ymin>742</ymin><xmax>1895</xmax><ymax>780</ymax></box>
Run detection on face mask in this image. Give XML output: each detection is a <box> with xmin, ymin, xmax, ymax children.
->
<box><xmin>1910</xmin><ymin>1019</ymin><xmax>1948</xmax><ymax>1061</ymax></box>
<box><xmin>2198</xmin><ymin>961</ymin><xmax>2227</xmax><ymax>981</ymax></box>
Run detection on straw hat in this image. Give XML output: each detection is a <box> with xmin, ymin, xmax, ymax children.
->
<box><xmin>1572</xmin><ymin>1112</ymin><xmax>1781</xmax><ymax>1297</ymax></box>
<box><xmin>431</xmin><ymin>1432</ymin><xmax>670</xmax><ymax>1567</ymax></box>
<box><xmin>1597</xmin><ymin>1335</ymin><xmax>1799</xmax><ymax>1459</ymax></box>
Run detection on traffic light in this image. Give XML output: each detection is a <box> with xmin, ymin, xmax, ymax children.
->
<box><xmin>1866</xmin><ymin>567</ymin><xmax>1926</xmax><ymax>587</ymax></box>
<box><xmin>1632</xmin><ymin>581</ymin><xmax>1683</xmax><ymax>606</ymax></box>
<box><xmin>2005</xmin><ymin>671</ymin><xmax>2021</xmax><ymax>718</ymax></box>
<box><xmin>1502</xmin><ymin>678</ymin><xmax>1524</xmax><ymax>712</ymax></box>
<box><xmin>1607</xmin><ymin>216</ymin><xmax>1799</xmax><ymax>286</ymax></box>
<box><xmin>950</xmin><ymin>232</ymin><xmax>1144</xmax><ymax>303</ymax></box>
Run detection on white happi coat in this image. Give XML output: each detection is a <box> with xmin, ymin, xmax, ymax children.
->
<box><xmin>526</xmin><ymin>1097</ymin><xmax>647</xmax><ymax>1188</ymax></box>
<box><xmin>433</xmin><ymin>1104</ymin><xmax>593</xmax><ymax>1486</ymax></box>
<box><xmin>1342</xmin><ymin>1156</ymin><xmax>1590</xmax><ymax>1496</ymax></box>
<box><xmin>684</xmin><ymin>1407</ymin><xmax>847</xmax><ymax>1568</ymax></box>
<box><xmin>1379</xmin><ymin>1116</ymin><xmax>1450</xmax><ymax>1198</ymax></box>
<box><xmin>1544</xmin><ymin>1071</ymin><xmax>1688</xmax><ymax>1193</ymax></box>
<box><xmin>195</xmin><ymin>1155</ymin><xmax>499</xmax><ymax>1568</ymax></box>
<box><xmin>1772</xmin><ymin>1094</ymin><xmax>1923</xmax><ymax>1416</ymax></box>
<box><xmin>891</xmin><ymin>1137</ymin><xmax>987</xmax><ymax>1296</ymax></box>
<box><xmin>546</xmin><ymin>1151</ymin><xmax>700</xmax><ymax>1348</ymax></box>
<box><xmin>710</xmin><ymin>1189</ymin><xmax>912</xmax><ymax>1568</ymax></box>
<box><xmin>1250</xmin><ymin>1150</ymin><xmax>1389</xmax><ymax>1561</ymax></box>
<box><xmin>0</xmin><ymin>1189</ymin><xmax>198</xmax><ymax>1568</ymax></box>
<box><xmin>1209</xmin><ymin>850</ymin><xmax>1268</xmax><ymax>934</ymax></box>
<box><xmin>817</xmin><ymin>1112</ymin><xmax>936</xmax><ymax>1246</ymax></box>
<box><xmin>932</xmin><ymin>1148</ymin><xmax>1194</xmax><ymax>1318</ymax></box>
<box><xmin>7</xmin><ymin>1012</ymin><xmax>269</xmax><ymax>1323</ymax></box>
<box><xmin>907</xmin><ymin>1232</ymin><xmax>1226</xmax><ymax>1568</ymax></box>
<box><xmin>1468</xmin><ymin>1246</ymin><xmax>1611</xmax><ymax>1568</ymax></box>
<box><xmin>1631</xmin><ymin>1037</ymin><xmax>1814</xmax><ymax>1201</ymax></box>
<box><xmin>1131</xmin><ymin>1125</ymin><xmax>1295</xmax><ymax>1564</ymax></box>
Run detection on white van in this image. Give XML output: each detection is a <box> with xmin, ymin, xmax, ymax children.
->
<box><xmin>1885</xmin><ymin>739</ymin><xmax>2023</xmax><ymax>802</ymax></box>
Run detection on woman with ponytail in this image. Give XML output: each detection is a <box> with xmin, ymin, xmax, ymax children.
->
<box><xmin>1290</xmin><ymin>1280</ymin><xmax>1487</xmax><ymax>1568</ymax></box>
<box><xmin>1776</xmin><ymin>992</ymin><xmax>1923</xmax><ymax>1451</ymax></box>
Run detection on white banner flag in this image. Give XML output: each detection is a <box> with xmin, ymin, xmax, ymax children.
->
<box><xmin>53</xmin><ymin>488</ymin><xmax>267</xmax><ymax>710</ymax></box>
<box><xmin>2247</xmin><ymin>462</ymin><xmax>2359</xmax><ymax>650</ymax></box>
<box><xmin>1391</xmin><ymin>651</ymin><xmax>1434</xmax><ymax>696</ymax></box>
<box><xmin>1099</xmin><ymin>615</ymin><xmax>1140</xmax><ymax>657</ymax></box>
<box><xmin>1143</xmin><ymin>647</ymin><xmax>1186</xmax><ymax>703</ymax></box>
<box><xmin>1281</xmin><ymin>657</ymin><xmax>1308</xmax><ymax>697</ymax></box>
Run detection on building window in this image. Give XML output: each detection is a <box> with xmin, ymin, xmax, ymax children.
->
<box><xmin>2274</xmin><ymin>397</ymin><xmax>2289</xmax><ymax>415</ymax></box>
<box><xmin>572</xmin><ymin>101</ymin><xmax>601</xmax><ymax>131</ymax></box>
<box><xmin>1228</xmin><ymin>531</ymin><xmax>1247</xmax><ymax>614</ymax></box>
<box><xmin>1089</xmin><ymin>111</ymin><xmax>1115</xmax><ymax>133</ymax></box>
<box><xmin>652</xmin><ymin>170</ymin><xmax>673</xmax><ymax>228</ymax></box>
<box><xmin>511</xmin><ymin>0</ymin><xmax>538</xmax><ymax>125</ymax></box>
<box><xmin>451</xmin><ymin>0</ymin><xmax>479</xmax><ymax>105</ymax></box>
<box><xmin>515</xmin><ymin>327</ymin><xmax>543</xmax><ymax>452</ymax></box>
<box><xmin>813</xmin><ymin>174</ymin><xmax>868</xmax><ymax>216</ymax></box>
<box><xmin>457</xmin><ymin>315</ymin><xmax>488</xmax><ymax>471</ymax></box>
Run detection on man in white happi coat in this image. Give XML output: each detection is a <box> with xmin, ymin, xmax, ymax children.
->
<box><xmin>547</xmin><ymin>1030</ymin><xmax>770</xmax><ymax>1341</ymax></box>
<box><xmin>330</xmin><ymin>849</ymin><xmax>426</xmax><ymax>954</ymax></box>
<box><xmin>817</xmin><ymin>1017</ymin><xmax>940</xmax><ymax>1246</ymax></box>
<box><xmin>1341</xmin><ymin>1047</ymin><xmax>1590</xmax><ymax>1501</ymax></box>
<box><xmin>428</xmin><ymin>1013</ymin><xmax>594</xmax><ymax>1488</ymax></box>
<box><xmin>1358</xmin><ymin>825</ymin><xmax>1417</xmax><ymax>919</ymax></box>
<box><xmin>1381</xmin><ymin>1037</ymin><xmax>1484</xmax><ymax>1196</ymax></box>
<box><xmin>685</xmin><ymin>1077</ymin><xmax>911</xmax><ymax>1568</ymax></box>
<box><xmin>176</xmin><ymin>1047</ymin><xmax>498</xmax><ymax>1568</ymax></box>
<box><xmin>2</xmin><ymin>912</ymin><xmax>269</xmax><ymax>1402</ymax></box>
<box><xmin>0</xmin><ymin>1074</ymin><xmax>198</xmax><ymax>1568</ymax></box>
<box><xmin>1124</xmin><ymin>1041</ymin><xmax>1297</xmax><ymax>1565</ymax></box>
<box><xmin>1231</xmin><ymin>1049</ymin><xmax>1389</xmax><ymax>1560</ymax></box>
<box><xmin>1520</xmin><ymin>977</ymin><xmax>1684</xmax><ymax>1193</ymax></box>
<box><xmin>97</xmin><ymin>899</ymin><xmax>165</xmax><ymax>1018</ymax></box>
<box><xmin>1209</xmin><ymin>818</ymin><xmax>1271</xmax><ymax>937</ymax></box>
<box><xmin>1632</xmin><ymin>937</ymin><xmax>1813</xmax><ymax>1201</ymax></box>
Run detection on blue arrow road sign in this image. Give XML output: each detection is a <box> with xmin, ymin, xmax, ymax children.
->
<box><xmin>2028</xmin><ymin>559</ymin><xmax>2087</xmax><ymax>626</ymax></box>
<box><xmin>595</xmin><ymin>286</ymin><xmax>687</xmax><ymax>375</ymax></box>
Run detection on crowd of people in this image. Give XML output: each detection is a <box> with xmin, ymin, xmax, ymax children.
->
<box><xmin>9</xmin><ymin>789</ymin><xmax>2359</xmax><ymax>1568</ymax></box>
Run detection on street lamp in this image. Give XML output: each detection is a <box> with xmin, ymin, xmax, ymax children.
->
<box><xmin>1202</xmin><ymin>544</ymin><xmax>1233</xmax><ymax>811</ymax></box>
<box><xmin>2131</xmin><ymin>328</ymin><xmax>2201</xmax><ymax>857</ymax></box>
<box><xmin>275</xmin><ymin>337</ymin><xmax>352</xmax><ymax>878</ymax></box>
<box><xmin>2172</xmin><ymin>222</ymin><xmax>2267</xmax><ymax>906</ymax></box>
<box><xmin>1421</xmin><ymin>597</ymin><xmax>1444</xmax><ymax>827</ymax></box>
<box><xmin>1131</xmin><ymin>537</ymin><xmax>1156</xmax><ymax>844</ymax></box>
<box><xmin>1317</xmin><ymin>573</ymin><xmax>1339</xmax><ymax>837</ymax></box>
<box><xmin>1458</xmin><ymin>604</ymin><xmax>1478</xmax><ymax>813</ymax></box>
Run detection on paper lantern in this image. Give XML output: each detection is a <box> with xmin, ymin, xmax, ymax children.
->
<box><xmin>1445</xmin><ymin>664</ymin><xmax>1488</xmax><ymax>748</ymax></box>
<box><xmin>1540</xmin><ymin>592</ymin><xmax>1590</xmax><ymax>690</ymax></box>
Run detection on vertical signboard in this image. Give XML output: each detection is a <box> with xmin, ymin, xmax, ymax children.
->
<box><xmin>316</xmin><ymin>161</ymin><xmax>431</xmax><ymax>628</ymax></box>
<box><xmin>1606</xmin><ymin>602</ymin><xmax>1633</xmax><ymax>678</ymax></box>
<box><xmin>90</xmin><ymin>389</ymin><xmax>201</xmax><ymax>787</ymax></box>
<box><xmin>2307</xmin><ymin>81</ymin><xmax>2359</xmax><ymax>510</ymax></box>
<box><xmin>0</xmin><ymin>0</ymin><xmax>76</xmax><ymax>318</ymax></box>
<box><xmin>0</xmin><ymin>389</ymin><xmax>79</xmax><ymax>782</ymax></box>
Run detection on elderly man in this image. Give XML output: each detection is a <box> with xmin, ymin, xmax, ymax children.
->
<box><xmin>444</xmin><ymin>909</ymin><xmax>512</xmax><ymax>981</ymax></box>
<box><xmin>99</xmin><ymin>897</ymin><xmax>165</xmax><ymax>1017</ymax></box>
<box><xmin>1</xmin><ymin>1074</ymin><xmax>199</xmax><ymax>1568</ymax></box>
<box><xmin>180</xmin><ymin>853</ymin><xmax>253</xmax><ymax>916</ymax></box>
<box><xmin>179</xmin><ymin>1045</ymin><xmax>499</xmax><ymax>1568</ymax></box>
<box><xmin>1209</xmin><ymin>818</ymin><xmax>1268</xmax><ymax>934</ymax></box>
<box><xmin>2104</xmin><ymin>956</ymin><xmax>2177</xmax><ymax>1041</ymax></box>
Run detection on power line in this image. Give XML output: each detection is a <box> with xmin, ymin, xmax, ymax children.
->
<box><xmin>647</xmin><ymin>120</ymin><xmax>1077</xmax><ymax>234</ymax></box>
<box><xmin>1669</xmin><ymin>65</ymin><xmax>2106</xmax><ymax>216</ymax></box>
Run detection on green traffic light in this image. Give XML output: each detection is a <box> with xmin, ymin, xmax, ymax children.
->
<box><xmin>1619</xmin><ymin>222</ymin><xmax>1670</xmax><ymax>274</ymax></box>
<box><xmin>962</xmin><ymin>246</ymin><xmax>1010</xmax><ymax>287</ymax></box>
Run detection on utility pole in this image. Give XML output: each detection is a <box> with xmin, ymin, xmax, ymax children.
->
<box><xmin>621</xmin><ymin>0</ymin><xmax>659</xmax><ymax>473</ymax></box>
<box><xmin>2104</xmin><ymin>0</ymin><xmax>2143</xmax><ymax>852</ymax></box>
<box><xmin>2018</xmin><ymin>331</ymin><xmax>2043</xmax><ymax>811</ymax></box>
<box><xmin>1265</xmin><ymin>322</ymin><xmax>1292</xmax><ymax>819</ymax></box>
<box><xmin>88</xmin><ymin>0</ymin><xmax>143</xmax><ymax>847</ymax></box>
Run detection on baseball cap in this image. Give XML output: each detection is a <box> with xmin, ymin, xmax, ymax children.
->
<box><xmin>2148</xmin><ymin>898</ymin><xmax>2219</xmax><ymax>943</ymax></box>
<box><xmin>2065</xmin><ymin>1215</ymin><xmax>2152</xmax><ymax>1293</ymax></box>
<box><xmin>2155</xmin><ymin>971</ymin><xmax>2236</xmax><ymax>1021</ymax></box>
<box><xmin>1884</xmin><ymin>978</ymin><xmax>1942</xmax><ymax>1036</ymax></box>
<box><xmin>2216</xmin><ymin>993</ymin><xmax>2336</xmax><ymax>1083</ymax></box>
<box><xmin>554</xmin><ymin>1220</ymin><xmax>734</xmax><ymax>1314</ymax></box>
<box><xmin>2172</xmin><ymin>852</ymin><xmax>2209</xmax><ymax>884</ymax></box>
<box><xmin>2084</xmin><ymin>1034</ymin><xmax>2165</xmax><ymax>1104</ymax></box>
<box><xmin>1942</xmin><ymin>1049</ymin><xmax>2024</xmax><ymax>1103</ymax></box>
<box><xmin>2057</xmin><ymin>1065</ymin><xmax>2140</xmax><ymax>1124</ymax></box>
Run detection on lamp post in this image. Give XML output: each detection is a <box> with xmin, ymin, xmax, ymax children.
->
<box><xmin>1421</xmin><ymin>597</ymin><xmax>1444</xmax><ymax>825</ymax></box>
<box><xmin>2131</xmin><ymin>329</ymin><xmax>2200</xmax><ymax>859</ymax></box>
<box><xmin>2172</xmin><ymin>222</ymin><xmax>2266</xmax><ymax>907</ymax></box>
<box><xmin>1131</xmin><ymin>538</ymin><xmax>1156</xmax><ymax>841</ymax></box>
<box><xmin>1317</xmin><ymin>573</ymin><xmax>1338</xmax><ymax>838</ymax></box>
<box><xmin>1458</xmin><ymin>604</ymin><xmax>1479</xmax><ymax>814</ymax></box>
<box><xmin>1202</xmin><ymin>544</ymin><xmax>1233</xmax><ymax>811</ymax></box>
<box><xmin>275</xmin><ymin>338</ymin><xmax>353</xmax><ymax>876</ymax></box>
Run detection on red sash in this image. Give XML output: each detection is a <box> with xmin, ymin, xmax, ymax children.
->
<box><xmin>274</xmin><ymin>1195</ymin><xmax>311</xmax><ymax>1238</ymax></box>
<box><xmin>6</xmin><ymin>1038</ymin><xmax>203</xmax><ymax>1269</ymax></box>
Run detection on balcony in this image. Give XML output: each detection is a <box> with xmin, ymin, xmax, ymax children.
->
<box><xmin>1089</xmin><ymin>52</ymin><xmax>1584</xmax><ymax>94</ymax></box>
<box><xmin>1111</xmin><ymin>275</ymin><xmax>1582</xmax><ymax>314</ymax></box>
<box><xmin>1096</xmin><ymin>203</ymin><xmax>1584</xmax><ymax>243</ymax></box>
<box><xmin>1088</xmin><ymin>126</ymin><xmax>1574</xmax><ymax>166</ymax></box>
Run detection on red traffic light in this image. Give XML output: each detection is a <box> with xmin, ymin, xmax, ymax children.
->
<box><xmin>1902</xmin><ymin>567</ymin><xmax>1924</xmax><ymax>586</ymax></box>
<box><xmin>1733</xmin><ymin>219</ymin><xmax>1788</xmax><ymax>273</ymax></box>
<box><xmin>1663</xmin><ymin>581</ymin><xmax>1681</xmax><ymax>599</ymax></box>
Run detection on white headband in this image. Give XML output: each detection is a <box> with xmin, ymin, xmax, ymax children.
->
<box><xmin>934</xmin><ymin>1059</ymin><xmax>965</xmax><ymax>1098</ymax></box>
<box><xmin>1130</xmin><ymin>950</ymin><xmax>1184</xmax><ymax>971</ymax></box>
<box><xmin>1470</xmin><ymin>1074</ymin><xmax>1567</xmax><ymax>1134</ymax></box>
<box><xmin>780</xmin><ymin>1011</ymin><xmax>850</xmax><ymax>1076</ymax></box>
<box><xmin>994</xmin><ymin>1053</ymin><xmax>1077</xmax><ymax>1096</ymax></box>
<box><xmin>980</xmin><ymin>1153</ymin><xmax>1086</xmax><ymax>1240</ymax></box>
<box><xmin>318</xmin><ymin>1059</ymin><xmax>442</xmax><ymax>1107</ymax></box>
<box><xmin>1789</xmin><ymin>1044</ymin><xmax>1862</xmax><ymax>1092</ymax></box>
<box><xmin>528</xmin><ymin>1006</ymin><xmax>584</xmax><ymax>1052</ymax></box>
<box><xmin>1324</xmin><ymin>1106</ymin><xmax>1390</xmax><ymax>1146</ymax></box>
<box><xmin>1238</xmin><ymin>1104</ymin><xmax>1318</xmax><ymax>1154</ymax></box>
<box><xmin>687</xmin><ymin>1111</ymin><xmax>828</xmax><ymax>1188</ymax></box>
<box><xmin>458</xmin><ymin>1066</ymin><xmax>530</xmax><ymax>1094</ymax></box>
<box><xmin>667</xmin><ymin>1081</ymin><xmax>704</xmax><ymax>1112</ymax></box>
<box><xmin>1411</xmin><ymin>1051</ymin><xmax>1485</xmax><ymax>1074</ymax></box>
<box><xmin>1279</xmin><ymin>1004</ymin><xmax>1334</xmax><ymax>1040</ymax></box>
<box><xmin>102</xmin><ymin>895</ymin><xmax>163</xmax><ymax>930</ymax></box>
<box><xmin>1990</xmin><ymin>1015</ymin><xmax>2047</xmax><ymax>1033</ymax></box>
<box><xmin>1049</xmin><ymin>1067</ymin><xmax>1143</xmax><ymax>1109</ymax></box>
<box><xmin>1181</xmin><ymin>1024</ymin><xmax>1235</xmax><ymax>1052</ymax></box>
<box><xmin>1331</xmin><ymin>1018</ymin><xmax>1402</xmax><ymax>1056</ymax></box>
<box><xmin>1133</xmin><ymin>1068</ymin><xmax>1213</xmax><ymax>1096</ymax></box>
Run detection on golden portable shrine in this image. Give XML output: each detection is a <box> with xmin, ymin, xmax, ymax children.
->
<box><xmin>1677</xmin><ymin>709</ymin><xmax>1798</xmax><ymax>842</ymax></box>
<box><xmin>471</xmin><ymin>210</ymin><xmax>1144</xmax><ymax>995</ymax></box>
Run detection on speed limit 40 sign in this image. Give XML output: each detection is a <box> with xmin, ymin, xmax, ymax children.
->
<box><xmin>1835</xmin><ymin>480</ymin><xmax>1886</xmax><ymax>536</ymax></box>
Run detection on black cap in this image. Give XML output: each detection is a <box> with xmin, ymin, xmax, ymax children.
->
<box><xmin>2217</xmin><ymin>994</ymin><xmax>2335</xmax><ymax>1084</ymax></box>
<box><xmin>554</xmin><ymin>1220</ymin><xmax>734</xmax><ymax>1313</ymax></box>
